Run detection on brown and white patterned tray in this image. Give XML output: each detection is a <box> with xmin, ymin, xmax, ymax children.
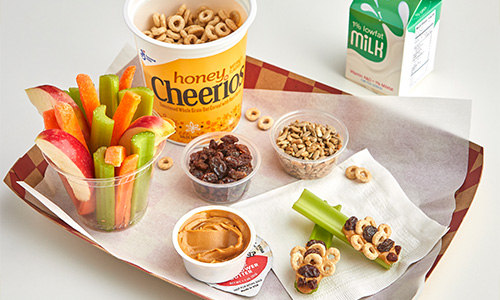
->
<box><xmin>3</xmin><ymin>56</ymin><xmax>483</xmax><ymax>288</ymax></box>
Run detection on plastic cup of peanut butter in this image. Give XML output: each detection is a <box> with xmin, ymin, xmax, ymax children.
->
<box><xmin>172</xmin><ymin>205</ymin><xmax>256</xmax><ymax>283</ymax></box>
<box><xmin>124</xmin><ymin>0</ymin><xmax>257</xmax><ymax>144</ymax></box>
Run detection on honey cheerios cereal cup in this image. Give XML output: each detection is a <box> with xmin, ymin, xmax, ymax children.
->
<box><xmin>124</xmin><ymin>0</ymin><xmax>257</xmax><ymax>144</ymax></box>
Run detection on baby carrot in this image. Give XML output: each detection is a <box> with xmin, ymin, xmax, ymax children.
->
<box><xmin>54</xmin><ymin>101</ymin><xmax>89</xmax><ymax>151</ymax></box>
<box><xmin>104</xmin><ymin>145</ymin><xmax>127</xmax><ymax>167</ymax></box>
<box><xmin>76</xmin><ymin>73</ymin><xmax>100</xmax><ymax>127</ymax></box>
<box><xmin>119</xmin><ymin>65</ymin><xmax>136</xmax><ymax>91</ymax></box>
<box><xmin>115</xmin><ymin>153</ymin><xmax>139</xmax><ymax>228</ymax></box>
<box><xmin>110</xmin><ymin>91</ymin><xmax>141</xmax><ymax>145</ymax></box>
<box><xmin>43</xmin><ymin>109</ymin><xmax>60</xmax><ymax>130</ymax></box>
<box><xmin>118</xmin><ymin>86</ymin><xmax>154</xmax><ymax>122</ymax></box>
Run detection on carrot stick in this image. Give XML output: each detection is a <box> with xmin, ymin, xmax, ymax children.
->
<box><xmin>54</xmin><ymin>101</ymin><xmax>89</xmax><ymax>151</ymax></box>
<box><xmin>115</xmin><ymin>154</ymin><xmax>139</xmax><ymax>228</ymax></box>
<box><xmin>76</xmin><ymin>73</ymin><xmax>100</xmax><ymax>127</ymax></box>
<box><xmin>43</xmin><ymin>109</ymin><xmax>60</xmax><ymax>130</ymax></box>
<box><xmin>110</xmin><ymin>91</ymin><xmax>141</xmax><ymax>145</ymax></box>
<box><xmin>119</xmin><ymin>65</ymin><xmax>136</xmax><ymax>91</ymax></box>
<box><xmin>104</xmin><ymin>145</ymin><xmax>127</xmax><ymax>167</ymax></box>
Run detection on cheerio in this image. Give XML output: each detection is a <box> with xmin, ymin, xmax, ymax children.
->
<box><xmin>124</xmin><ymin>0</ymin><xmax>257</xmax><ymax>144</ymax></box>
<box><xmin>345</xmin><ymin>0</ymin><xmax>441</xmax><ymax>95</ymax></box>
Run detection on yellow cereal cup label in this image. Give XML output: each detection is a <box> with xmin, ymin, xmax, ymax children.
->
<box><xmin>141</xmin><ymin>36</ymin><xmax>247</xmax><ymax>144</ymax></box>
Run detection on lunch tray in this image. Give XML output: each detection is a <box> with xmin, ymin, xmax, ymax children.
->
<box><xmin>4</xmin><ymin>56</ymin><xmax>483</xmax><ymax>293</ymax></box>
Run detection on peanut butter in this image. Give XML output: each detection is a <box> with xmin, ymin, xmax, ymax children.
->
<box><xmin>177</xmin><ymin>209</ymin><xmax>251</xmax><ymax>263</ymax></box>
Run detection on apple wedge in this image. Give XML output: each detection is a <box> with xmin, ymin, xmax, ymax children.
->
<box><xmin>118</xmin><ymin>115</ymin><xmax>175</xmax><ymax>154</ymax></box>
<box><xmin>35</xmin><ymin>129</ymin><xmax>94</xmax><ymax>203</ymax></box>
<box><xmin>26</xmin><ymin>84</ymin><xmax>90</xmax><ymax>141</ymax></box>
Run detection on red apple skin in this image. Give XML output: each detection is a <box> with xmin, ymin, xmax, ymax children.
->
<box><xmin>118</xmin><ymin>115</ymin><xmax>175</xmax><ymax>153</ymax></box>
<box><xmin>26</xmin><ymin>85</ymin><xmax>90</xmax><ymax>141</ymax></box>
<box><xmin>35</xmin><ymin>129</ymin><xmax>94</xmax><ymax>202</ymax></box>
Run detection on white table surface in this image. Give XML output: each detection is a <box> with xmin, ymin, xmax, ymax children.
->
<box><xmin>1</xmin><ymin>1</ymin><xmax>499</xmax><ymax>299</ymax></box>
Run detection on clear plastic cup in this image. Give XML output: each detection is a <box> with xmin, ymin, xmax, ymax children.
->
<box><xmin>270</xmin><ymin>110</ymin><xmax>349</xmax><ymax>179</ymax></box>
<box><xmin>44</xmin><ymin>141</ymin><xmax>165</xmax><ymax>231</ymax></box>
<box><xmin>181</xmin><ymin>131</ymin><xmax>261</xmax><ymax>203</ymax></box>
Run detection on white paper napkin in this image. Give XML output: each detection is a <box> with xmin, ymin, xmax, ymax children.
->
<box><xmin>232</xmin><ymin>149</ymin><xmax>448</xmax><ymax>300</ymax></box>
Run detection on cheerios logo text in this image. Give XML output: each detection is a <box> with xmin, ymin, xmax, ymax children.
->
<box><xmin>151</xmin><ymin>65</ymin><xmax>245</xmax><ymax>107</ymax></box>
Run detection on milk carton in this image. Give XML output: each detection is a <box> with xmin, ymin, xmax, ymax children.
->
<box><xmin>345</xmin><ymin>0</ymin><xmax>441</xmax><ymax>95</ymax></box>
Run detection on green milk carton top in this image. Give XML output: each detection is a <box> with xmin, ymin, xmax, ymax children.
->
<box><xmin>345</xmin><ymin>0</ymin><xmax>442</xmax><ymax>95</ymax></box>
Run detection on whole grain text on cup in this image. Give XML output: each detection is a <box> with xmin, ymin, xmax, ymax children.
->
<box><xmin>124</xmin><ymin>0</ymin><xmax>257</xmax><ymax>144</ymax></box>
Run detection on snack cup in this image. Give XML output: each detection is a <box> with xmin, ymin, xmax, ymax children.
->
<box><xmin>181</xmin><ymin>131</ymin><xmax>261</xmax><ymax>203</ymax></box>
<box><xmin>43</xmin><ymin>141</ymin><xmax>165</xmax><ymax>231</ymax></box>
<box><xmin>270</xmin><ymin>110</ymin><xmax>349</xmax><ymax>179</ymax></box>
<box><xmin>172</xmin><ymin>205</ymin><xmax>256</xmax><ymax>283</ymax></box>
<box><xmin>123</xmin><ymin>0</ymin><xmax>257</xmax><ymax>144</ymax></box>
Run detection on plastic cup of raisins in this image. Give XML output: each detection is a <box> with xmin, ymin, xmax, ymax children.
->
<box><xmin>181</xmin><ymin>131</ymin><xmax>261</xmax><ymax>203</ymax></box>
<box><xmin>270</xmin><ymin>110</ymin><xmax>349</xmax><ymax>180</ymax></box>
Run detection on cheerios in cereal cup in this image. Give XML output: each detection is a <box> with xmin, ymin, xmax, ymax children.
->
<box><xmin>124</xmin><ymin>0</ymin><xmax>257</xmax><ymax>144</ymax></box>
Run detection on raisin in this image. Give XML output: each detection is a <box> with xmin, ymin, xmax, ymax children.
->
<box><xmin>377</xmin><ymin>239</ymin><xmax>395</xmax><ymax>252</ymax></box>
<box><xmin>201</xmin><ymin>172</ymin><xmax>218</xmax><ymax>183</ymax></box>
<box><xmin>222</xmin><ymin>177</ymin><xmax>237</xmax><ymax>183</ymax></box>
<box><xmin>304</xmin><ymin>248</ymin><xmax>321</xmax><ymax>258</ymax></box>
<box><xmin>236</xmin><ymin>143</ymin><xmax>250</xmax><ymax>155</ymax></box>
<box><xmin>190</xmin><ymin>168</ymin><xmax>204</xmax><ymax>179</ymax></box>
<box><xmin>306</xmin><ymin>239</ymin><xmax>326</xmax><ymax>248</ymax></box>
<box><xmin>307</xmin><ymin>279</ymin><xmax>318</xmax><ymax>291</ymax></box>
<box><xmin>362</xmin><ymin>225</ymin><xmax>378</xmax><ymax>243</ymax></box>
<box><xmin>193</xmin><ymin>159</ymin><xmax>209</xmax><ymax>171</ymax></box>
<box><xmin>394</xmin><ymin>245</ymin><xmax>401</xmax><ymax>254</ymax></box>
<box><xmin>237</xmin><ymin>165</ymin><xmax>253</xmax><ymax>174</ymax></box>
<box><xmin>228</xmin><ymin>169</ymin><xmax>247</xmax><ymax>180</ymax></box>
<box><xmin>387</xmin><ymin>252</ymin><xmax>398</xmax><ymax>262</ymax></box>
<box><xmin>237</xmin><ymin>153</ymin><xmax>252</xmax><ymax>166</ymax></box>
<box><xmin>297</xmin><ymin>276</ymin><xmax>306</xmax><ymax>287</ymax></box>
<box><xmin>224</xmin><ymin>156</ymin><xmax>240</xmax><ymax>168</ymax></box>
<box><xmin>344</xmin><ymin>216</ymin><xmax>358</xmax><ymax>231</ymax></box>
<box><xmin>202</xmin><ymin>147</ymin><xmax>216</xmax><ymax>157</ymax></box>
<box><xmin>189</xmin><ymin>153</ymin><xmax>199</xmax><ymax>163</ymax></box>
<box><xmin>226</xmin><ymin>147</ymin><xmax>241</xmax><ymax>158</ymax></box>
<box><xmin>297</xmin><ymin>264</ymin><xmax>320</xmax><ymax>278</ymax></box>
<box><xmin>220</xmin><ymin>134</ymin><xmax>238</xmax><ymax>144</ymax></box>
<box><xmin>209</xmin><ymin>156</ymin><xmax>227</xmax><ymax>179</ymax></box>
<box><xmin>209</xmin><ymin>139</ymin><xmax>218</xmax><ymax>150</ymax></box>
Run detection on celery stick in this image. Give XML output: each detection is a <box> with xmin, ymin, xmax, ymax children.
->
<box><xmin>90</xmin><ymin>105</ymin><xmax>114</xmax><ymax>154</ymax></box>
<box><xmin>308</xmin><ymin>205</ymin><xmax>341</xmax><ymax>249</ymax></box>
<box><xmin>93</xmin><ymin>146</ymin><xmax>116</xmax><ymax>231</ymax></box>
<box><xmin>309</xmin><ymin>225</ymin><xmax>334</xmax><ymax>249</ymax></box>
<box><xmin>129</xmin><ymin>131</ymin><xmax>155</xmax><ymax>222</ymax></box>
<box><xmin>293</xmin><ymin>189</ymin><xmax>350</xmax><ymax>244</ymax></box>
<box><xmin>67</xmin><ymin>87</ymin><xmax>87</xmax><ymax>120</ymax></box>
<box><xmin>118</xmin><ymin>87</ymin><xmax>154</xmax><ymax>121</ymax></box>
<box><xmin>99</xmin><ymin>74</ymin><xmax>119</xmax><ymax>118</ymax></box>
<box><xmin>293</xmin><ymin>189</ymin><xmax>391</xmax><ymax>269</ymax></box>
